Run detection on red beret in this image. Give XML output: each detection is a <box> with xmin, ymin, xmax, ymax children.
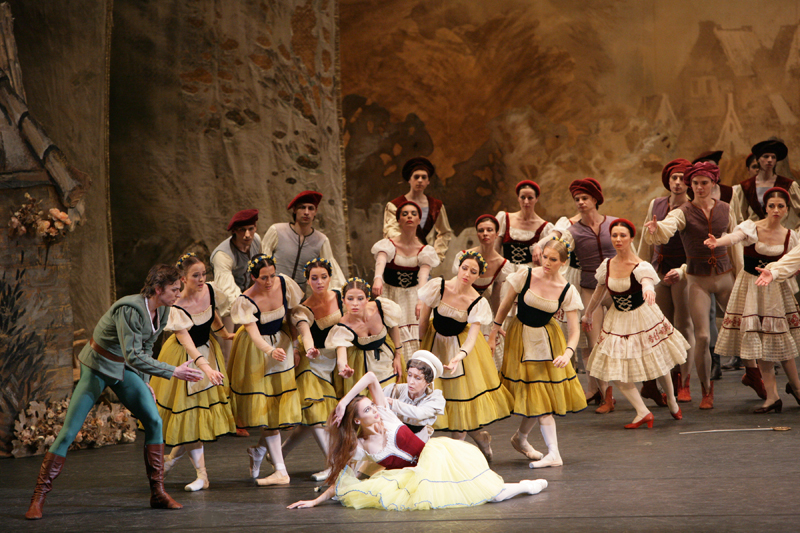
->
<box><xmin>661</xmin><ymin>159</ymin><xmax>692</xmax><ymax>191</ymax></box>
<box><xmin>515</xmin><ymin>180</ymin><xmax>541</xmax><ymax>196</ymax></box>
<box><xmin>475</xmin><ymin>214</ymin><xmax>500</xmax><ymax>230</ymax></box>
<box><xmin>394</xmin><ymin>200</ymin><xmax>422</xmax><ymax>222</ymax></box>
<box><xmin>227</xmin><ymin>209</ymin><xmax>258</xmax><ymax>231</ymax></box>
<box><xmin>287</xmin><ymin>190</ymin><xmax>322</xmax><ymax>210</ymax></box>
<box><xmin>402</xmin><ymin>157</ymin><xmax>435</xmax><ymax>181</ymax></box>
<box><xmin>684</xmin><ymin>161</ymin><xmax>720</xmax><ymax>185</ymax></box>
<box><xmin>609</xmin><ymin>218</ymin><xmax>636</xmax><ymax>238</ymax></box>
<box><xmin>763</xmin><ymin>187</ymin><xmax>790</xmax><ymax>203</ymax></box>
<box><xmin>569</xmin><ymin>178</ymin><xmax>604</xmax><ymax>206</ymax></box>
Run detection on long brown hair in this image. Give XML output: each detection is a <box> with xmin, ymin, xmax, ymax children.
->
<box><xmin>325</xmin><ymin>396</ymin><xmax>367</xmax><ymax>485</ymax></box>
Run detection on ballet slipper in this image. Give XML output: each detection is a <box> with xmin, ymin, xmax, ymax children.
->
<box><xmin>256</xmin><ymin>471</ymin><xmax>290</xmax><ymax>486</ymax></box>
<box><xmin>521</xmin><ymin>479</ymin><xmax>548</xmax><ymax>494</ymax></box>
<box><xmin>529</xmin><ymin>453</ymin><xmax>563</xmax><ymax>469</ymax></box>
<box><xmin>510</xmin><ymin>431</ymin><xmax>544</xmax><ymax>461</ymax></box>
<box><xmin>184</xmin><ymin>467</ymin><xmax>209</xmax><ymax>492</ymax></box>
<box><xmin>311</xmin><ymin>468</ymin><xmax>331</xmax><ymax>482</ymax></box>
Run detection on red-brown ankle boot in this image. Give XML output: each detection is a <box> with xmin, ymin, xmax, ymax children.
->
<box><xmin>25</xmin><ymin>452</ymin><xmax>65</xmax><ymax>520</ymax></box>
<box><xmin>699</xmin><ymin>381</ymin><xmax>714</xmax><ymax>409</ymax></box>
<box><xmin>677</xmin><ymin>373</ymin><xmax>692</xmax><ymax>403</ymax></box>
<box><xmin>640</xmin><ymin>380</ymin><xmax>667</xmax><ymax>406</ymax></box>
<box><xmin>595</xmin><ymin>386</ymin><xmax>615</xmax><ymax>414</ymax></box>
<box><xmin>144</xmin><ymin>444</ymin><xmax>182</xmax><ymax>510</ymax></box>
<box><xmin>741</xmin><ymin>367</ymin><xmax>767</xmax><ymax>400</ymax></box>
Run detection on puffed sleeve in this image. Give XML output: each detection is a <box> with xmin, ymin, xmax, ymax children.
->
<box><xmin>636</xmin><ymin>199</ymin><xmax>656</xmax><ymax>260</ymax></box>
<box><xmin>165</xmin><ymin>307</ymin><xmax>194</xmax><ymax>332</ymax></box>
<box><xmin>791</xmin><ymin>229</ymin><xmax>800</xmax><ymax>250</ymax></box>
<box><xmin>261</xmin><ymin>225</ymin><xmax>278</xmax><ymax>255</ymax></box>
<box><xmin>561</xmin><ymin>285</ymin><xmax>584</xmax><ymax>312</ymax></box>
<box><xmin>319</xmin><ymin>237</ymin><xmax>347</xmax><ymax>290</ymax></box>
<box><xmin>376</xmin><ymin>297</ymin><xmax>402</xmax><ymax>328</ymax></box>
<box><xmin>450</xmin><ymin>251</ymin><xmax>464</xmax><ymax>276</ymax></box>
<box><xmin>209</xmin><ymin>248</ymin><xmax>239</xmax><ymax>317</ymax></box>
<box><xmin>371</xmin><ymin>238</ymin><xmax>397</xmax><ymax>262</ymax></box>
<box><xmin>325</xmin><ymin>324</ymin><xmax>355</xmax><ymax>349</ymax></box>
<box><xmin>595</xmin><ymin>258</ymin><xmax>610</xmax><ymax>285</ymax></box>
<box><xmin>417</xmin><ymin>278</ymin><xmax>443</xmax><ymax>307</ymax></box>
<box><xmin>497</xmin><ymin>259</ymin><xmax>515</xmax><ymax>284</ymax></box>
<box><xmin>729</xmin><ymin>220</ymin><xmax>758</xmax><ymax>246</ymax></box>
<box><xmin>644</xmin><ymin>208</ymin><xmax>686</xmax><ymax>245</ymax></box>
<box><xmin>730</xmin><ymin>185</ymin><xmax>746</xmax><ymax>226</ymax></box>
<box><xmin>467</xmin><ymin>297</ymin><xmax>493</xmax><ymax>325</ymax></box>
<box><xmin>506</xmin><ymin>267</ymin><xmax>530</xmax><ymax>294</ymax></box>
<box><xmin>281</xmin><ymin>275</ymin><xmax>305</xmax><ymax>308</ymax></box>
<box><xmin>560</xmin><ymin>227</ymin><xmax>576</xmax><ymax>249</ymax></box>
<box><xmin>291</xmin><ymin>305</ymin><xmax>314</xmax><ymax>327</ymax></box>
<box><xmin>432</xmin><ymin>205</ymin><xmax>454</xmax><ymax>261</ymax></box>
<box><xmin>494</xmin><ymin>211</ymin><xmax>508</xmax><ymax>254</ymax></box>
<box><xmin>383</xmin><ymin>202</ymin><xmax>401</xmax><ymax>240</ymax></box>
<box><xmin>230</xmin><ymin>295</ymin><xmax>259</xmax><ymax>325</ymax></box>
<box><xmin>633</xmin><ymin>262</ymin><xmax>659</xmax><ymax>285</ymax></box>
<box><xmin>417</xmin><ymin>245</ymin><xmax>440</xmax><ymax>268</ymax></box>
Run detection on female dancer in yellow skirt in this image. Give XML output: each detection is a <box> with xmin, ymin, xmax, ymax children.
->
<box><xmin>418</xmin><ymin>251</ymin><xmax>513</xmax><ymax>460</ymax></box>
<box><xmin>488</xmin><ymin>239</ymin><xmax>587</xmax><ymax>468</ymax></box>
<box><xmin>326</xmin><ymin>278</ymin><xmax>403</xmax><ymax>395</ymax></box>
<box><xmin>227</xmin><ymin>253</ymin><xmax>303</xmax><ymax>486</ymax></box>
<box><xmin>150</xmin><ymin>254</ymin><xmax>236</xmax><ymax>491</ymax></box>
<box><xmin>288</xmin><ymin>372</ymin><xmax>548</xmax><ymax>511</ymax></box>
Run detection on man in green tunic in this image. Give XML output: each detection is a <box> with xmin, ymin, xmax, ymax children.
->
<box><xmin>25</xmin><ymin>265</ymin><xmax>204</xmax><ymax>520</ymax></box>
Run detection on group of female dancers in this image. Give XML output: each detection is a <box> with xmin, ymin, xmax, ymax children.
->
<box><xmin>25</xmin><ymin>144</ymin><xmax>800</xmax><ymax>517</ymax></box>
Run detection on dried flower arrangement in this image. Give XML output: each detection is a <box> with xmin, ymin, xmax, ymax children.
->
<box><xmin>11</xmin><ymin>398</ymin><xmax>137</xmax><ymax>458</ymax></box>
<box><xmin>8</xmin><ymin>193</ymin><xmax>72</xmax><ymax>242</ymax></box>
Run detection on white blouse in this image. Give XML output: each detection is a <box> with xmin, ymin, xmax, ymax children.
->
<box><xmin>417</xmin><ymin>278</ymin><xmax>493</xmax><ymax>326</ymax></box>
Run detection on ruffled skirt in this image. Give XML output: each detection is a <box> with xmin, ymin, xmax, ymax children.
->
<box><xmin>501</xmin><ymin>318</ymin><xmax>587</xmax><ymax>417</ymax></box>
<box><xmin>716</xmin><ymin>271</ymin><xmax>800</xmax><ymax>361</ymax></box>
<box><xmin>226</xmin><ymin>325</ymin><xmax>301</xmax><ymax>429</ymax></box>
<box><xmin>151</xmin><ymin>335</ymin><xmax>236</xmax><ymax>445</ymax></box>
<box><xmin>421</xmin><ymin>322</ymin><xmax>513</xmax><ymax>432</ymax></box>
<box><xmin>586</xmin><ymin>304</ymin><xmax>688</xmax><ymax>382</ymax></box>
<box><xmin>333</xmin><ymin>337</ymin><xmax>399</xmax><ymax>398</ymax></box>
<box><xmin>295</xmin><ymin>343</ymin><xmax>339</xmax><ymax>426</ymax></box>
<box><xmin>335</xmin><ymin>437</ymin><xmax>504</xmax><ymax>510</ymax></box>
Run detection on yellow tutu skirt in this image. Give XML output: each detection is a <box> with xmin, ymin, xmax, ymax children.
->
<box><xmin>335</xmin><ymin>437</ymin><xmax>504</xmax><ymax>510</ymax></box>
<box><xmin>333</xmin><ymin>338</ymin><xmax>399</xmax><ymax>399</ymax></box>
<box><xmin>150</xmin><ymin>335</ymin><xmax>236</xmax><ymax>445</ymax></box>
<box><xmin>294</xmin><ymin>351</ymin><xmax>338</xmax><ymax>426</ymax></box>
<box><xmin>501</xmin><ymin>318</ymin><xmax>587</xmax><ymax>417</ymax></box>
<box><xmin>421</xmin><ymin>323</ymin><xmax>513</xmax><ymax>432</ymax></box>
<box><xmin>227</xmin><ymin>326</ymin><xmax>301</xmax><ymax>429</ymax></box>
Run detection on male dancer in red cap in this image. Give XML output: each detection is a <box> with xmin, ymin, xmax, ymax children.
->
<box><xmin>262</xmin><ymin>190</ymin><xmax>345</xmax><ymax>293</ymax></box>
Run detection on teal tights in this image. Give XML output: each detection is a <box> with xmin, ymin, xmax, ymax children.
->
<box><xmin>50</xmin><ymin>364</ymin><xmax>163</xmax><ymax>457</ymax></box>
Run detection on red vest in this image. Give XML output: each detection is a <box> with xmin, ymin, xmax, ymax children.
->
<box><xmin>739</xmin><ymin>175</ymin><xmax>794</xmax><ymax>219</ymax></box>
<box><xmin>391</xmin><ymin>195</ymin><xmax>442</xmax><ymax>244</ymax></box>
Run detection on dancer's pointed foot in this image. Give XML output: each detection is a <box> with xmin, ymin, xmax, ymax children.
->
<box><xmin>510</xmin><ymin>431</ymin><xmax>544</xmax><ymax>461</ymax></box>
<box><xmin>529</xmin><ymin>453</ymin><xmax>563</xmax><ymax>469</ymax></box>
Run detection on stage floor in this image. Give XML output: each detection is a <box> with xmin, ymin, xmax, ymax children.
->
<box><xmin>3</xmin><ymin>373</ymin><xmax>800</xmax><ymax>532</ymax></box>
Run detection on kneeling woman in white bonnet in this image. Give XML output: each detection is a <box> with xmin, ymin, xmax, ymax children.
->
<box><xmin>382</xmin><ymin>350</ymin><xmax>445</xmax><ymax>442</ymax></box>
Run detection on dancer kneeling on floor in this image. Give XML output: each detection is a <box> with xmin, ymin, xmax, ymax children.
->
<box><xmin>287</xmin><ymin>372</ymin><xmax>547</xmax><ymax>510</ymax></box>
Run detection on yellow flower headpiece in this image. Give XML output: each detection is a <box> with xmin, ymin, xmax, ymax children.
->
<box><xmin>248</xmin><ymin>253</ymin><xmax>274</xmax><ymax>275</ymax></box>
<box><xmin>175</xmin><ymin>252</ymin><xmax>197</xmax><ymax>269</ymax></box>
<box><xmin>304</xmin><ymin>257</ymin><xmax>333</xmax><ymax>279</ymax></box>
<box><xmin>342</xmin><ymin>276</ymin><xmax>371</xmax><ymax>298</ymax></box>
<box><xmin>457</xmin><ymin>250</ymin><xmax>487</xmax><ymax>275</ymax></box>
<box><xmin>549</xmin><ymin>235</ymin><xmax>573</xmax><ymax>252</ymax></box>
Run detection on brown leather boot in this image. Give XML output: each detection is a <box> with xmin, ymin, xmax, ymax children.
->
<box><xmin>640</xmin><ymin>380</ymin><xmax>667</xmax><ymax>406</ymax></box>
<box><xmin>699</xmin><ymin>381</ymin><xmax>714</xmax><ymax>409</ymax></box>
<box><xmin>677</xmin><ymin>374</ymin><xmax>692</xmax><ymax>403</ymax></box>
<box><xmin>595</xmin><ymin>386</ymin><xmax>615</xmax><ymax>414</ymax></box>
<box><xmin>25</xmin><ymin>452</ymin><xmax>66</xmax><ymax>520</ymax></box>
<box><xmin>741</xmin><ymin>367</ymin><xmax>767</xmax><ymax>400</ymax></box>
<box><xmin>144</xmin><ymin>444</ymin><xmax>182</xmax><ymax>509</ymax></box>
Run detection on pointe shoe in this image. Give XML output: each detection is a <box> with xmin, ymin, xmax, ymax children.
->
<box><xmin>786</xmin><ymin>383</ymin><xmax>800</xmax><ymax>405</ymax></box>
<box><xmin>184</xmin><ymin>468</ymin><xmax>209</xmax><ymax>492</ymax></box>
<box><xmin>640</xmin><ymin>380</ymin><xmax>667</xmax><ymax>407</ymax></box>
<box><xmin>529</xmin><ymin>453</ymin><xmax>563</xmax><ymax>469</ymax></box>
<box><xmin>624</xmin><ymin>412</ymin><xmax>654</xmax><ymax>429</ymax></box>
<box><xmin>699</xmin><ymin>382</ymin><xmax>714</xmax><ymax>409</ymax></box>
<box><xmin>472</xmin><ymin>431</ymin><xmax>493</xmax><ymax>462</ymax></box>
<box><xmin>256</xmin><ymin>471</ymin><xmax>290</xmax><ymax>486</ymax></box>
<box><xmin>247</xmin><ymin>446</ymin><xmax>267</xmax><ymax>479</ymax></box>
<box><xmin>670</xmin><ymin>406</ymin><xmax>683</xmax><ymax>420</ymax></box>
<box><xmin>742</xmin><ymin>367</ymin><xmax>767</xmax><ymax>400</ymax></box>
<box><xmin>510</xmin><ymin>431</ymin><xmax>544</xmax><ymax>461</ymax></box>
<box><xmin>522</xmin><ymin>479</ymin><xmax>548</xmax><ymax>495</ymax></box>
<box><xmin>311</xmin><ymin>468</ymin><xmax>331</xmax><ymax>482</ymax></box>
<box><xmin>236</xmin><ymin>428</ymin><xmax>250</xmax><ymax>437</ymax></box>
<box><xmin>595</xmin><ymin>386</ymin><xmax>615</xmax><ymax>414</ymax></box>
<box><xmin>753</xmin><ymin>399</ymin><xmax>782</xmax><ymax>414</ymax></box>
<box><xmin>584</xmin><ymin>390</ymin><xmax>602</xmax><ymax>405</ymax></box>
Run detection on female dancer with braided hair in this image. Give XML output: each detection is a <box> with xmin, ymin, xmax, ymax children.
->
<box><xmin>584</xmin><ymin>219</ymin><xmax>688</xmax><ymax>428</ymax></box>
<box><xmin>152</xmin><ymin>254</ymin><xmax>236</xmax><ymax>492</ymax></box>
<box><xmin>372</xmin><ymin>200</ymin><xmax>439</xmax><ymax>365</ymax></box>
<box><xmin>287</xmin><ymin>372</ymin><xmax>547</xmax><ymax>510</ymax></box>
<box><xmin>707</xmin><ymin>188</ymin><xmax>800</xmax><ymax>413</ymax></box>
<box><xmin>418</xmin><ymin>251</ymin><xmax>513</xmax><ymax>460</ymax></box>
<box><xmin>489</xmin><ymin>238</ymin><xmax>587</xmax><ymax>467</ymax></box>
<box><xmin>227</xmin><ymin>254</ymin><xmax>304</xmax><ymax>486</ymax></box>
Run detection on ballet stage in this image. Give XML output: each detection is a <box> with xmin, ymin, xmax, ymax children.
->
<box><xmin>2</xmin><ymin>375</ymin><xmax>798</xmax><ymax>532</ymax></box>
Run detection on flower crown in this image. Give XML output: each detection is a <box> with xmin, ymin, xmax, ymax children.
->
<box><xmin>248</xmin><ymin>253</ymin><xmax>274</xmax><ymax>273</ymax></box>
<box><xmin>458</xmin><ymin>250</ymin><xmax>487</xmax><ymax>275</ymax></box>
<box><xmin>304</xmin><ymin>257</ymin><xmax>333</xmax><ymax>278</ymax></box>
<box><xmin>549</xmin><ymin>235</ymin><xmax>573</xmax><ymax>252</ymax></box>
<box><xmin>342</xmin><ymin>276</ymin><xmax>371</xmax><ymax>297</ymax></box>
<box><xmin>175</xmin><ymin>252</ymin><xmax>197</xmax><ymax>268</ymax></box>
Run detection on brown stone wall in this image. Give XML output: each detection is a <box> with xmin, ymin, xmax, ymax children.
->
<box><xmin>110</xmin><ymin>0</ymin><xmax>346</xmax><ymax>295</ymax></box>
